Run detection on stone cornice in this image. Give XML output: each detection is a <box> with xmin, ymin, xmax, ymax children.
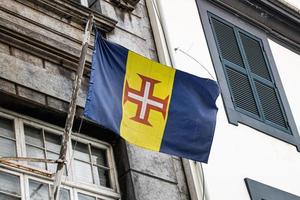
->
<box><xmin>23</xmin><ymin>0</ymin><xmax>118</xmax><ymax>32</ymax></box>
<box><xmin>260</xmin><ymin>0</ymin><xmax>300</xmax><ymax>23</ymax></box>
<box><xmin>0</xmin><ymin>0</ymin><xmax>119</xmax><ymax>73</ymax></box>
<box><xmin>0</xmin><ymin>19</ymin><xmax>91</xmax><ymax>74</ymax></box>
<box><xmin>209</xmin><ymin>0</ymin><xmax>300</xmax><ymax>54</ymax></box>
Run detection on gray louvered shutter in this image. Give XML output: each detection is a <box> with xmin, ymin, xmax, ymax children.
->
<box><xmin>226</xmin><ymin>67</ymin><xmax>259</xmax><ymax>115</ymax></box>
<box><xmin>240</xmin><ymin>33</ymin><xmax>271</xmax><ymax>81</ymax></box>
<box><xmin>211</xmin><ymin>16</ymin><xmax>289</xmax><ymax>130</ymax></box>
<box><xmin>211</xmin><ymin>17</ymin><xmax>259</xmax><ymax>116</ymax></box>
<box><xmin>238</xmin><ymin>32</ymin><xmax>288</xmax><ymax>129</ymax></box>
<box><xmin>211</xmin><ymin>18</ymin><xmax>244</xmax><ymax>68</ymax></box>
<box><xmin>254</xmin><ymin>81</ymin><xmax>287</xmax><ymax>129</ymax></box>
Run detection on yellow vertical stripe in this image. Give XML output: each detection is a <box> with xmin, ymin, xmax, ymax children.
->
<box><xmin>120</xmin><ymin>51</ymin><xmax>175</xmax><ymax>151</ymax></box>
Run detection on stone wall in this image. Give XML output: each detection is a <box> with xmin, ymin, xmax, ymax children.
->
<box><xmin>0</xmin><ymin>0</ymin><xmax>189</xmax><ymax>199</ymax></box>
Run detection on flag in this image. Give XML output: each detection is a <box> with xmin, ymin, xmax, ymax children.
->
<box><xmin>84</xmin><ymin>32</ymin><xmax>219</xmax><ymax>163</ymax></box>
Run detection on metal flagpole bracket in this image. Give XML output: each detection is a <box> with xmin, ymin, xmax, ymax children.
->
<box><xmin>51</xmin><ymin>12</ymin><xmax>94</xmax><ymax>200</ymax></box>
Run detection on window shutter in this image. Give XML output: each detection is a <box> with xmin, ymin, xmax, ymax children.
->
<box><xmin>239</xmin><ymin>33</ymin><xmax>288</xmax><ymax>130</ymax></box>
<box><xmin>211</xmin><ymin>18</ymin><xmax>244</xmax><ymax>68</ymax></box>
<box><xmin>255</xmin><ymin>81</ymin><xmax>288</xmax><ymax>129</ymax></box>
<box><xmin>211</xmin><ymin>17</ymin><xmax>259</xmax><ymax>116</ymax></box>
<box><xmin>240</xmin><ymin>33</ymin><xmax>271</xmax><ymax>81</ymax></box>
<box><xmin>210</xmin><ymin>16</ymin><xmax>290</xmax><ymax>132</ymax></box>
<box><xmin>226</xmin><ymin>67</ymin><xmax>259</xmax><ymax>116</ymax></box>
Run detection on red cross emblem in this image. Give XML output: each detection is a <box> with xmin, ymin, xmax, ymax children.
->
<box><xmin>123</xmin><ymin>74</ymin><xmax>169</xmax><ymax>126</ymax></box>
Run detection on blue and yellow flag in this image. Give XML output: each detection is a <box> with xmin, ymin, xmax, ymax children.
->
<box><xmin>84</xmin><ymin>32</ymin><xmax>219</xmax><ymax>163</ymax></box>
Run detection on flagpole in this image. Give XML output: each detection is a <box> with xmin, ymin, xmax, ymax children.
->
<box><xmin>51</xmin><ymin>13</ymin><xmax>94</xmax><ymax>200</ymax></box>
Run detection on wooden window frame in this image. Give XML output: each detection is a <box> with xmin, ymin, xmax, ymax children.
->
<box><xmin>0</xmin><ymin>108</ymin><xmax>120</xmax><ymax>199</ymax></box>
<box><xmin>0</xmin><ymin>168</ymin><xmax>25</xmax><ymax>199</ymax></box>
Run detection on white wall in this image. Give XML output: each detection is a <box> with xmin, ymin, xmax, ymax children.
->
<box><xmin>268</xmin><ymin>39</ymin><xmax>300</xmax><ymax>129</ymax></box>
<box><xmin>155</xmin><ymin>0</ymin><xmax>300</xmax><ymax>199</ymax></box>
<box><xmin>283</xmin><ymin>0</ymin><xmax>300</xmax><ymax>9</ymax></box>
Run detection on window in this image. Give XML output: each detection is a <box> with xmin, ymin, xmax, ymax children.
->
<box><xmin>73</xmin><ymin>0</ymin><xmax>101</xmax><ymax>13</ymax></box>
<box><xmin>78</xmin><ymin>193</ymin><xmax>96</xmax><ymax>200</ymax></box>
<box><xmin>245</xmin><ymin>178</ymin><xmax>300</xmax><ymax>200</ymax></box>
<box><xmin>210</xmin><ymin>15</ymin><xmax>289</xmax><ymax>132</ymax></box>
<box><xmin>196</xmin><ymin>0</ymin><xmax>300</xmax><ymax>150</ymax></box>
<box><xmin>24</xmin><ymin>125</ymin><xmax>63</xmax><ymax>172</ymax></box>
<box><xmin>0</xmin><ymin>110</ymin><xmax>120</xmax><ymax>200</ymax></box>
<box><xmin>72</xmin><ymin>141</ymin><xmax>110</xmax><ymax>187</ymax></box>
<box><xmin>29</xmin><ymin>178</ymin><xmax>71</xmax><ymax>200</ymax></box>
<box><xmin>0</xmin><ymin>171</ymin><xmax>21</xmax><ymax>200</ymax></box>
<box><xmin>77</xmin><ymin>192</ymin><xmax>102</xmax><ymax>200</ymax></box>
<box><xmin>0</xmin><ymin>116</ymin><xmax>17</xmax><ymax>157</ymax></box>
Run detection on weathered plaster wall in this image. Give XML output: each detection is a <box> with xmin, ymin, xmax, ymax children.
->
<box><xmin>0</xmin><ymin>0</ymin><xmax>189</xmax><ymax>199</ymax></box>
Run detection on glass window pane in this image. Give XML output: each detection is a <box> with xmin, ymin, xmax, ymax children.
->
<box><xmin>45</xmin><ymin>132</ymin><xmax>61</xmax><ymax>153</ymax></box>
<box><xmin>91</xmin><ymin>147</ymin><xmax>107</xmax><ymax>166</ymax></box>
<box><xmin>0</xmin><ymin>194</ymin><xmax>20</xmax><ymax>200</ymax></box>
<box><xmin>29</xmin><ymin>179</ymin><xmax>49</xmax><ymax>200</ymax></box>
<box><xmin>46</xmin><ymin>151</ymin><xmax>67</xmax><ymax>175</ymax></box>
<box><xmin>46</xmin><ymin>151</ymin><xmax>60</xmax><ymax>173</ymax></box>
<box><xmin>26</xmin><ymin>145</ymin><xmax>46</xmax><ymax>169</ymax></box>
<box><xmin>74</xmin><ymin>160</ymin><xmax>93</xmax><ymax>184</ymax></box>
<box><xmin>72</xmin><ymin>141</ymin><xmax>90</xmax><ymax>162</ymax></box>
<box><xmin>59</xmin><ymin>188</ymin><xmax>70</xmax><ymax>200</ymax></box>
<box><xmin>46</xmin><ymin>151</ymin><xmax>59</xmax><ymax>160</ymax></box>
<box><xmin>77</xmin><ymin>193</ymin><xmax>96</xmax><ymax>200</ymax></box>
<box><xmin>0</xmin><ymin>117</ymin><xmax>14</xmax><ymax>139</ymax></box>
<box><xmin>93</xmin><ymin>166</ymin><xmax>110</xmax><ymax>187</ymax></box>
<box><xmin>47</xmin><ymin>151</ymin><xmax>58</xmax><ymax>172</ymax></box>
<box><xmin>0</xmin><ymin>171</ymin><xmax>21</xmax><ymax>196</ymax></box>
<box><xmin>88</xmin><ymin>0</ymin><xmax>101</xmax><ymax>13</ymax></box>
<box><xmin>0</xmin><ymin>138</ymin><xmax>16</xmax><ymax>157</ymax></box>
<box><xmin>24</xmin><ymin>126</ymin><xmax>44</xmax><ymax>147</ymax></box>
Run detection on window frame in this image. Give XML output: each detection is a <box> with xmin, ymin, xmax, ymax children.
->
<box><xmin>73</xmin><ymin>0</ymin><xmax>102</xmax><ymax>13</ymax></box>
<box><xmin>0</xmin><ymin>168</ymin><xmax>25</xmax><ymax>200</ymax></box>
<box><xmin>24</xmin><ymin>175</ymin><xmax>73</xmax><ymax>200</ymax></box>
<box><xmin>196</xmin><ymin>0</ymin><xmax>300</xmax><ymax>151</ymax></box>
<box><xmin>70</xmin><ymin>133</ymin><xmax>118</xmax><ymax>188</ymax></box>
<box><xmin>0</xmin><ymin>108</ymin><xmax>120</xmax><ymax>199</ymax></box>
<box><xmin>80</xmin><ymin>0</ymin><xmax>89</xmax><ymax>7</ymax></box>
<box><xmin>22</xmin><ymin>122</ymin><xmax>65</xmax><ymax>172</ymax></box>
<box><xmin>209</xmin><ymin>14</ymin><xmax>291</xmax><ymax>133</ymax></box>
<box><xmin>245</xmin><ymin>178</ymin><xmax>300</xmax><ymax>200</ymax></box>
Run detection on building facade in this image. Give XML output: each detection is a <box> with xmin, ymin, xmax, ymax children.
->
<box><xmin>0</xmin><ymin>0</ymin><xmax>190</xmax><ymax>199</ymax></box>
<box><xmin>1</xmin><ymin>0</ymin><xmax>300</xmax><ymax>200</ymax></box>
<box><xmin>147</xmin><ymin>0</ymin><xmax>300</xmax><ymax>199</ymax></box>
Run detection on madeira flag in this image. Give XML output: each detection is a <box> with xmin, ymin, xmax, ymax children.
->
<box><xmin>84</xmin><ymin>32</ymin><xmax>219</xmax><ymax>163</ymax></box>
